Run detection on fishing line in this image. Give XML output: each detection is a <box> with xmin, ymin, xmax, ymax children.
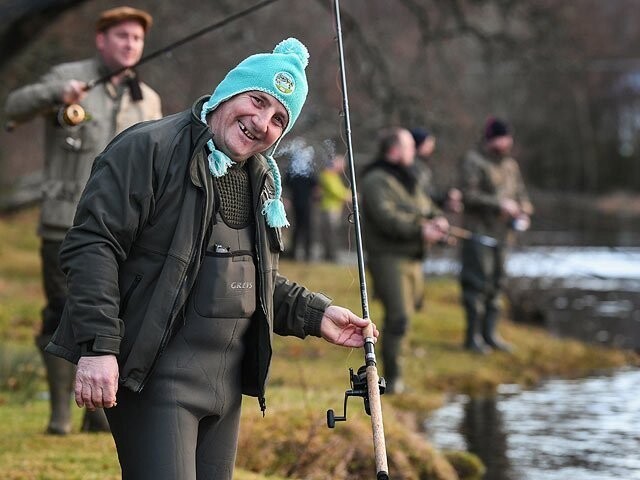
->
<box><xmin>5</xmin><ymin>0</ymin><xmax>280</xmax><ymax>131</ymax></box>
<box><xmin>326</xmin><ymin>1</ymin><xmax>390</xmax><ymax>478</ymax></box>
<box><xmin>86</xmin><ymin>0</ymin><xmax>281</xmax><ymax>90</ymax></box>
<box><xmin>456</xmin><ymin>227</ymin><xmax>615</xmax><ymax>281</ymax></box>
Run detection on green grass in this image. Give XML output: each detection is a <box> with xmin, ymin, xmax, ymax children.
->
<box><xmin>0</xmin><ymin>398</ymin><xmax>285</xmax><ymax>480</ymax></box>
<box><xmin>0</xmin><ymin>208</ymin><xmax>637</xmax><ymax>479</ymax></box>
<box><xmin>0</xmin><ymin>209</ymin><xmax>42</xmax><ymax>344</ymax></box>
<box><xmin>0</xmin><ymin>401</ymin><xmax>116</xmax><ymax>480</ymax></box>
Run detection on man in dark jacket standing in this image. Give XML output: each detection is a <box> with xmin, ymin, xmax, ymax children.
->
<box><xmin>360</xmin><ymin>127</ymin><xmax>449</xmax><ymax>394</ymax></box>
<box><xmin>459</xmin><ymin>118</ymin><xmax>533</xmax><ymax>353</ymax></box>
<box><xmin>46</xmin><ymin>38</ymin><xmax>376</xmax><ymax>480</ymax></box>
<box><xmin>4</xmin><ymin>6</ymin><xmax>162</xmax><ymax>435</ymax></box>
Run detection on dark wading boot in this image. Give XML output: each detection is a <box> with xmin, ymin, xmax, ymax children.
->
<box><xmin>462</xmin><ymin>296</ymin><xmax>490</xmax><ymax>355</ymax></box>
<box><xmin>37</xmin><ymin>334</ymin><xmax>74</xmax><ymax>435</ymax></box>
<box><xmin>382</xmin><ymin>333</ymin><xmax>405</xmax><ymax>394</ymax></box>
<box><xmin>81</xmin><ymin>408</ymin><xmax>111</xmax><ymax>433</ymax></box>
<box><xmin>482</xmin><ymin>303</ymin><xmax>513</xmax><ymax>353</ymax></box>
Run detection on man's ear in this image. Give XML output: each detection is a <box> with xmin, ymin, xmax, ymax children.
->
<box><xmin>387</xmin><ymin>145</ymin><xmax>400</xmax><ymax>164</ymax></box>
<box><xmin>96</xmin><ymin>32</ymin><xmax>105</xmax><ymax>52</ymax></box>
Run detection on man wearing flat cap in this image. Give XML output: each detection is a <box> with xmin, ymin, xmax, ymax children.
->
<box><xmin>459</xmin><ymin>117</ymin><xmax>533</xmax><ymax>354</ymax></box>
<box><xmin>5</xmin><ymin>6</ymin><xmax>161</xmax><ymax>435</ymax></box>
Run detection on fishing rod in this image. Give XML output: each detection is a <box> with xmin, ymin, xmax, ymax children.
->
<box><xmin>450</xmin><ymin>224</ymin><xmax>618</xmax><ymax>281</ymax></box>
<box><xmin>325</xmin><ymin>1</ymin><xmax>389</xmax><ymax>479</ymax></box>
<box><xmin>448</xmin><ymin>225</ymin><xmax>499</xmax><ymax>248</ymax></box>
<box><xmin>5</xmin><ymin>0</ymin><xmax>279</xmax><ymax>132</ymax></box>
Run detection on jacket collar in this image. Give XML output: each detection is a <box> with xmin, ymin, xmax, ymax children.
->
<box><xmin>189</xmin><ymin>96</ymin><xmax>213</xmax><ymax>188</ymax></box>
<box><xmin>364</xmin><ymin>158</ymin><xmax>418</xmax><ymax>194</ymax></box>
<box><xmin>247</xmin><ymin>153</ymin><xmax>271</xmax><ymax>202</ymax></box>
<box><xmin>191</xmin><ymin>96</ymin><xmax>212</xmax><ymax>146</ymax></box>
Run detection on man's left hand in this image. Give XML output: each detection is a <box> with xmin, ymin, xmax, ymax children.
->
<box><xmin>320</xmin><ymin>305</ymin><xmax>379</xmax><ymax>347</ymax></box>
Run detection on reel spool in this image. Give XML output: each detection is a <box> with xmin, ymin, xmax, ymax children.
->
<box><xmin>58</xmin><ymin>104</ymin><xmax>86</xmax><ymax>127</ymax></box>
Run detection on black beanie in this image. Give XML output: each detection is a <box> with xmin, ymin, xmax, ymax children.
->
<box><xmin>410</xmin><ymin>127</ymin><xmax>431</xmax><ymax>148</ymax></box>
<box><xmin>484</xmin><ymin>117</ymin><xmax>510</xmax><ymax>141</ymax></box>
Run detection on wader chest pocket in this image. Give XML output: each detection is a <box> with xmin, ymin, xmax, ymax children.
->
<box><xmin>194</xmin><ymin>251</ymin><xmax>256</xmax><ymax>318</ymax></box>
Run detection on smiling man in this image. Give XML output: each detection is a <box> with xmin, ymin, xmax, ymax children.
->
<box><xmin>5</xmin><ymin>6</ymin><xmax>161</xmax><ymax>436</ymax></box>
<box><xmin>45</xmin><ymin>38</ymin><xmax>377</xmax><ymax>480</ymax></box>
<box><xmin>207</xmin><ymin>91</ymin><xmax>288</xmax><ymax>162</ymax></box>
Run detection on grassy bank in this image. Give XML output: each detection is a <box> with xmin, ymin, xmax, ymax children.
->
<box><xmin>1</xmin><ymin>208</ymin><xmax>637</xmax><ymax>479</ymax></box>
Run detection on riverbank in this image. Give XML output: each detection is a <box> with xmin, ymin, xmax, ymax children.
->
<box><xmin>1</xmin><ymin>208</ymin><xmax>637</xmax><ymax>479</ymax></box>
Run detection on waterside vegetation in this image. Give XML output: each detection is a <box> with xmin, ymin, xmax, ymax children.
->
<box><xmin>1</xmin><ymin>208</ymin><xmax>637</xmax><ymax>479</ymax></box>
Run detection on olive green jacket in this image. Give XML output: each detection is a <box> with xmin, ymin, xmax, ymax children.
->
<box><xmin>460</xmin><ymin>148</ymin><xmax>532</xmax><ymax>241</ymax></box>
<box><xmin>45</xmin><ymin>98</ymin><xmax>329</xmax><ymax>410</ymax></box>
<box><xmin>360</xmin><ymin>163</ymin><xmax>436</xmax><ymax>259</ymax></box>
<box><xmin>5</xmin><ymin>57</ymin><xmax>162</xmax><ymax>240</ymax></box>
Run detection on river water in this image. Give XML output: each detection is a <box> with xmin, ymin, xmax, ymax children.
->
<box><xmin>424</xmin><ymin>368</ymin><xmax>640</xmax><ymax>480</ymax></box>
<box><xmin>421</xmin><ymin>224</ymin><xmax>640</xmax><ymax>477</ymax></box>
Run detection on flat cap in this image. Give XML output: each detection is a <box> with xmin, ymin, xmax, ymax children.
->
<box><xmin>96</xmin><ymin>6</ymin><xmax>153</xmax><ymax>33</ymax></box>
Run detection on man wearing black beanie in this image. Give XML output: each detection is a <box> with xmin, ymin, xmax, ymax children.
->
<box><xmin>459</xmin><ymin>117</ymin><xmax>533</xmax><ymax>353</ymax></box>
<box><xmin>410</xmin><ymin>127</ymin><xmax>463</xmax><ymax>213</ymax></box>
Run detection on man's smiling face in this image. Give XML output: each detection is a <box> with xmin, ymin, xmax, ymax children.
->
<box><xmin>207</xmin><ymin>91</ymin><xmax>289</xmax><ymax>162</ymax></box>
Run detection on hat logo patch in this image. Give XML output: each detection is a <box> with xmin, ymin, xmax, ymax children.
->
<box><xmin>274</xmin><ymin>72</ymin><xmax>295</xmax><ymax>95</ymax></box>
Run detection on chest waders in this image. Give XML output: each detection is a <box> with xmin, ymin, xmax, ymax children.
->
<box><xmin>460</xmin><ymin>239</ymin><xmax>509</xmax><ymax>353</ymax></box>
<box><xmin>106</xmin><ymin>165</ymin><xmax>256</xmax><ymax>480</ymax></box>
<box><xmin>367</xmin><ymin>254</ymin><xmax>423</xmax><ymax>394</ymax></box>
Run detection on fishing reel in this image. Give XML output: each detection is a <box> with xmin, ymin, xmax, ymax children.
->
<box><xmin>327</xmin><ymin>365</ymin><xmax>386</xmax><ymax>428</ymax></box>
<box><xmin>509</xmin><ymin>215</ymin><xmax>530</xmax><ymax>232</ymax></box>
<box><xmin>5</xmin><ymin>103</ymin><xmax>87</xmax><ymax>133</ymax></box>
<box><xmin>57</xmin><ymin>103</ymin><xmax>87</xmax><ymax>127</ymax></box>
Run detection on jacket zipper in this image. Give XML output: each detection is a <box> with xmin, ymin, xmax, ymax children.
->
<box><xmin>136</xmin><ymin>135</ymin><xmax>211</xmax><ymax>392</ymax></box>
<box><xmin>120</xmin><ymin>274</ymin><xmax>142</xmax><ymax>316</ymax></box>
<box><xmin>137</xmin><ymin>187</ymin><xmax>208</xmax><ymax>392</ymax></box>
<box><xmin>254</xmin><ymin>173</ymin><xmax>270</xmax><ymax>415</ymax></box>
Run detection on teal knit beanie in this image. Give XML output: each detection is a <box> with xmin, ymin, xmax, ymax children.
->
<box><xmin>200</xmin><ymin>37</ymin><xmax>310</xmax><ymax>228</ymax></box>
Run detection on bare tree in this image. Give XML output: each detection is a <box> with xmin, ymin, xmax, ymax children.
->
<box><xmin>0</xmin><ymin>0</ymin><xmax>88</xmax><ymax>68</ymax></box>
<box><xmin>3</xmin><ymin>0</ymin><xmax>640</xmax><ymax>195</ymax></box>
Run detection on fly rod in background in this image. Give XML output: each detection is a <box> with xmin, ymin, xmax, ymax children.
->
<box><xmin>448</xmin><ymin>225</ymin><xmax>499</xmax><ymax>248</ymax></box>
<box><xmin>4</xmin><ymin>0</ymin><xmax>279</xmax><ymax>132</ymax></box>
<box><xmin>325</xmin><ymin>1</ymin><xmax>390</xmax><ymax>479</ymax></box>
<box><xmin>448</xmin><ymin>224</ymin><xmax>614</xmax><ymax>279</ymax></box>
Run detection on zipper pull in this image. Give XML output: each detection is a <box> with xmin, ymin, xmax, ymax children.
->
<box><xmin>259</xmin><ymin>396</ymin><xmax>266</xmax><ymax>417</ymax></box>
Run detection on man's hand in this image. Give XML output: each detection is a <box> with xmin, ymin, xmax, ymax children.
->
<box><xmin>422</xmin><ymin>216</ymin><xmax>449</xmax><ymax>244</ymax></box>
<box><xmin>320</xmin><ymin>305</ymin><xmax>379</xmax><ymax>348</ymax></box>
<box><xmin>75</xmin><ymin>355</ymin><xmax>119</xmax><ymax>411</ymax></box>
<box><xmin>499</xmin><ymin>198</ymin><xmax>520</xmax><ymax>218</ymax></box>
<box><xmin>62</xmin><ymin>79</ymin><xmax>88</xmax><ymax>104</ymax></box>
